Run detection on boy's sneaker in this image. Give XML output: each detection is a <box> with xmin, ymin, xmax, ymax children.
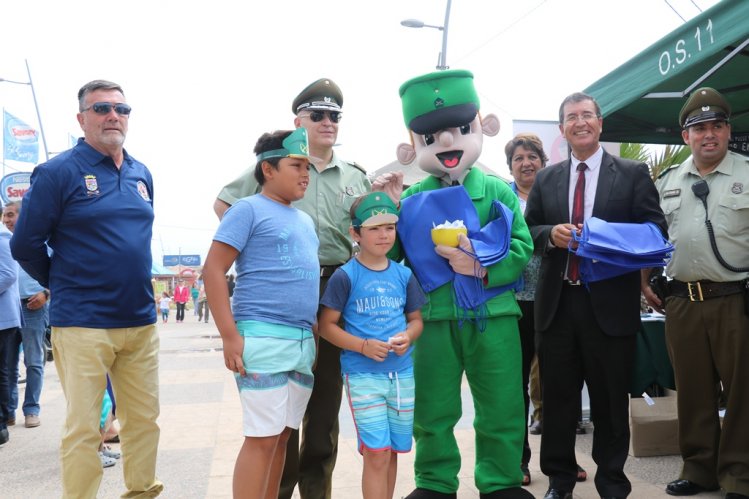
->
<box><xmin>101</xmin><ymin>445</ymin><xmax>121</xmax><ymax>459</ymax></box>
<box><xmin>99</xmin><ymin>451</ymin><xmax>117</xmax><ymax>468</ymax></box>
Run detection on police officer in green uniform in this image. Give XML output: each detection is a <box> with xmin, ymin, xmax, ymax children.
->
<box><xmin>214</xmin><ymin>78</ymin><xmax>370</xmax><ymax>499</ymax></box>
<box><xmin>642</xmin><ymin>87</ymin><xmax>749</xmax><ymax>499</ymax></box>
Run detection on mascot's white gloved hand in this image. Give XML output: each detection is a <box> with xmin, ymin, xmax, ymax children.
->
<box><xmin>434</xmin><ymin>233</ymin><xmax>487</xmax><ymax>277</ymax></box>
<box><xmin>371</xmin><ymin>171</ymin><xmax>404</xmax><ymax>207</ymax></box>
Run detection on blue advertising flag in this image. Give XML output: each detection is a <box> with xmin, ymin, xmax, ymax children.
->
<box><xmin>3</xmin><ymin>110</ymin><xmax>39</xmax><ymax>164</ymax></box>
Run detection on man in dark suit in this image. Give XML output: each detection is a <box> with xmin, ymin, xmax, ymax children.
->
<box><xmin>524</xmin><ymin>92</ymin><xmax>666</xmax><ymax>499</ymax></box>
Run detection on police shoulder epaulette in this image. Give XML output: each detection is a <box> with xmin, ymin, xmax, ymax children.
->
<box><xmin>656</xmin><ymin>163</ymin><xmax>680</xmax><ymax>180</ymax></box>
<box><xmin>346</xmin><ymin>161</ymin><xmax>368</xmax><ymax>175</ymax></box>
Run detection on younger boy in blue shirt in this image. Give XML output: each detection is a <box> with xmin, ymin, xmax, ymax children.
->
<box><xmin>319</xmin><ymin>192</ymin><xmax>426</xmax><ymax>499</ymax></box>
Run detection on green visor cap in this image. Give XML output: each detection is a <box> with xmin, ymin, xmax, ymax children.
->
<box><xmin>399</xmin><ymin>69</ymin><xmax>480</xmax><ymax>134</ymax></box>
<box><xmin>352</xmin><ymin>193</ymin><xmax>399</xmax><ymax>228</ymax></box>
<box><xmin>256</xmin><ymin>128</ymin><xmax>310</xmax><ymax>162</ymax></box>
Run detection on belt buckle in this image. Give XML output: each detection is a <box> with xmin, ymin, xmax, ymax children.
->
<box><xmin>566</xmin><ymin>280</ymin><xmax>582</xmax><ymax>286</ymax></box>
<box><xmin>687</xmin><ymin>281</ymin><xmax>704</xmax><ymax>302</ymax></box>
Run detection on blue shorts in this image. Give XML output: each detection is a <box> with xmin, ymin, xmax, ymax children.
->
<box><xmin>343</xmin><ymin>367</ymin><xmax>415</xmax><ymax>453</ymax></box>
<box><xmin>235</xmin><ymin>320</ymin><xmax>315</xmax><ymax>436</ymax></box>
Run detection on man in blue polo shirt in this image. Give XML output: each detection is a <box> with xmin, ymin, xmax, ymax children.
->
<box><xmin>10</xmin><ymin>80</ymin><xmax>163</xmax><ymax>499</ymax></box>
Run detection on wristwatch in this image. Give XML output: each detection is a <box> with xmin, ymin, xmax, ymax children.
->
<box><xmin>42</xmin><ymin>289</ymin><xmax>50</xmax><ymax>299</ymax></box>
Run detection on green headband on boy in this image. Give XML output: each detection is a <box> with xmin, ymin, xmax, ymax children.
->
<box><xmin>256</xmin><ymin>127</ymin><xmax>310</xmax><ymax>162</ymax></box>
<box><xmin>352</xmin><ymin>193</ymin><xmax>399</xmax><ymax>228</ymax></box>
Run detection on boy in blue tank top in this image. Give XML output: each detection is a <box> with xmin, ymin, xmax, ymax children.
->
<box><xmin>203</xmin><ymin>128</ymin><xmax>319</xmax><ymax>499</ymax></box>
<box><xmin>319</xmin><ymin>192</ymin><xmax>426</xmax><ymax>499</ymax></box>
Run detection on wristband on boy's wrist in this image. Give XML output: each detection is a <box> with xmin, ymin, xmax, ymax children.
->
<box><xmin>360</xmin><ymin>339</ymin><xmax>368</xmax><ymax>354</ymax></box>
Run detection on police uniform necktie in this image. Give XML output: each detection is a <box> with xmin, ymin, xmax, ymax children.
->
<box><xmin>567</xmin><ymin>162</ymin><xmax>587</xmax><ymax>282</ymax></box>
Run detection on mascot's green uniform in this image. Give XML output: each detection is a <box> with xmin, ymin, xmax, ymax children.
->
<box><xmin>381</xmin><ymin>70</ymin><xmax>534</xmax><ymax>499</ymax></box>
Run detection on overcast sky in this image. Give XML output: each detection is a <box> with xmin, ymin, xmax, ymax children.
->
<box><xmin>0</xmin><ymin>0</ymin><xmax>719</xmax><ymax>263</ymax></box>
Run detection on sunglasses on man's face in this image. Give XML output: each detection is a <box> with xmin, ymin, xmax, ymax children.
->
<box><xmin>83</xmin><ymin>102</ymin><xmax>132</xmax><ymax>116</ymax></box>
<box><xmin>303</xmin><ymin>110</ymin><xmax>341</xmax><ymax>123</ymax></box>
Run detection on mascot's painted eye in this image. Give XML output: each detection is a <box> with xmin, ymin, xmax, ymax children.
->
<box><xmin>424</xmin><ymin>134</ymin><xmax>435</xmax><ymax>145</ymax></box>
<box><xmin>459</xmin><ymin>124</ymin><xmax>471</xmax><ymax>135</ymax></box>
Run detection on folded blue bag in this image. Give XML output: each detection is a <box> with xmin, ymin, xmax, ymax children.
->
<box><xmin>571</xmin><ymin>217</ymin><xmax>673</xmax><ymax>283</ymax></box>
<box><xmin>398</xmin><ymin>187</ymin><xmax>519</xmax><ymax>326</ymax></box>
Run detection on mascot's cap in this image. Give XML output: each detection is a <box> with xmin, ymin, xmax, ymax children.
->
<box><xmin>679</xmin><ymin>87</ymin><xmax>731</xmax><ymax>128</ymax></box>
<box><xmin>292</xmin><ymin>78</ymin><xmax>343</xmax><ymax>114</ymax></box>
<box><xmin>399</xmin><ymin>69</ymin><xmax>480</xmax><ymax>134</ymax></box>
<box><xmin>256</xmin><ymin>128</ymin><xmax>311</xmax><ymax>162</ymax></box>
<box><xmin>352</xmin><ymin>193</ymin><xmax>399</xmax><ymax>228</ymax></box>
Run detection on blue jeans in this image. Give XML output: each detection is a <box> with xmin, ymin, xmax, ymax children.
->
<box><xmin>0</xmin><ymin>327</ymin><xmax>20</xmax><ymax>428</ymax></box>
<box><xmin>9</xmin><ymin>304</ymin><xmax>47</xmax><ymax>416</ymax></box>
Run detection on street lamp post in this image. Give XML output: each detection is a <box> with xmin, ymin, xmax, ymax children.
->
<box><xmin>401</xmin><ymin>0</ymin><xmax>452</xmax><ymax>70</ymax></box>
<box><xmin>0</xmin><ymin>59</ymin><xmax>50</xmax><ymax>162</ymax></box>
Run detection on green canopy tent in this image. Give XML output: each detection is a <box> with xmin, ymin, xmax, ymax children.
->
<box><xmin>584</xmin><ymin>0</ymin><xmax>749</xmax><ymax>151</ymax></box>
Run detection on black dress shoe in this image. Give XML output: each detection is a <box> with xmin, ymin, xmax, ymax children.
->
<box><xmin>666</xmin><ymin>479</ymin><xmax>718</xmax><ymax>496</ymax></box>
<box><xmin>529</xmin><ymin>420</ymin><xmax>542</xmax><ymax>435</ymax></box>
<box><xmin>725</xmin><ymin>493</ymin><xmax>749</xmax><ymax>499</ymax></box>
<box><xmin>543</xmin><ymin>488</ymin><xmax>572</xmax><ymax>499</ymax></box>
<box><xmin>0</xmin><ymin>428</ymin><xmax>9</xmax><ymax>445</ymax></box>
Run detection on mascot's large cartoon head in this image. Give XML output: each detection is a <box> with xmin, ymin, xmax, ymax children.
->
<box><xmin>396</xmin><ymin>69</ymin><xmax>499</xmax><ymax>183</ymax></box>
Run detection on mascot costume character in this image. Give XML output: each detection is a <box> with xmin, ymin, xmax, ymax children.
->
<box><xmin>374</xmin><ymin>70</ymin><xmax>534</xmax><ymax>499</ymax></box>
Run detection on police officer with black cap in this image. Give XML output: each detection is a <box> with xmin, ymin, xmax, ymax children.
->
<box><xmin>214</xmin><ymin>78</ymin><xmax>370</xmax><ymax>499</ymax></box>
<box><xmin>643</xmin><ymin>87</ymin><xmax>749</xmax><ymax>498</ymax></box>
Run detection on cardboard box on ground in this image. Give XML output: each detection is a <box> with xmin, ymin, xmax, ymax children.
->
<box><xmin>629</xmin><ymin>392</ymin><xmax>679</xmax><ymax>457</ymax></box>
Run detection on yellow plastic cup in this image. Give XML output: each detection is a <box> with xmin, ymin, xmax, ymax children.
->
<box><xmin>431</xmin><ymin>227</ymin><xmax>468</xmax><ymax>247</ymax></box>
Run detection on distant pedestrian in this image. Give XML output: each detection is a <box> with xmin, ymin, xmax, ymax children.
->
<box><xmin>0</xmin><ymin>222</ymin><xmax>21</xmax><ymax>446</ymax></box>
<box><xmin>226</xmin><ymin>274</ymin><xmax>235</xmax><ymax>306</ymax></box>
<box><xmin>191</xmin><ymin>281</ymin><xmax>200</xmax><ymax>315</ymax></box>
<box><xmin>158</xmin><ymin>292</ymin><xmax>172</xmax><ymax>323</ymax></box>
<box><xmin>9</xmin><ymin>79</ymin><xmax>163</xmax><ymax>498</ymax></box>
<box><xmin>203</xmin><ymin>128</ymin><xmax>319</xmax><ymax>498</ymax></box>
<box><xmin>319</xmin><ymin>193</ymin><xmax>425</xmax><ymax>499</ymax></box>
<box><xmin>173</xmin><ymin>280</ymin><xmax>189</xmax><ymax>323</ymax></box>
<box><xmin>3</xmin><ymin>200</ymin><xmax>49</xmax><ymax>429</ymax></box>
<box><xmin>197</xmin><ymin>283</ymin><xmax>209</xmax><ymax>323</ymax></box>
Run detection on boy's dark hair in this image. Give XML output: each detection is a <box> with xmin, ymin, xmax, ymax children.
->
<box><xmin>78</xmin><ymin>80</ymin><xmax>125</xmax><ymax>112</ymax></box>
<box><xmin>253</xmin><ymin>130</ymin><xmax>294</xmax><ymax>185</ymax></box>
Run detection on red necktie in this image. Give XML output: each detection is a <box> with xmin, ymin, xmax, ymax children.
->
<box><xmin>567</xmin><ymin>162</ymin><xmax>587</xmax><ymax>282</ymax></box>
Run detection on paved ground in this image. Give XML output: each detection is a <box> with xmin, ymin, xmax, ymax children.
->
<box><xmin>0</xmin><ymin>317</ymin><xmax>725</xmax><ymax>498</ymax></box>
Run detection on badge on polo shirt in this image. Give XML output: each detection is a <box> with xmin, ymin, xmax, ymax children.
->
<box><xmin>84</xmin><ymin>174</ymin><xmax>100</xmax><ymax>196</ymax></box>
<box><xmin>731</xmin><ymin>182</ymin><xmax>743</xmax><ymax>194</ymax></box>
<box><xmin>137</xmin><ymin>180</ymin><xmax>151</xmax><ymax>201</ymax></box>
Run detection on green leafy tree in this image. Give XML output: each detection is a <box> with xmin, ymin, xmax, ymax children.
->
<box><xmin>619</xmin><ymin>143</ymin><xmax>691</xmax><ymax>181</ymax></box>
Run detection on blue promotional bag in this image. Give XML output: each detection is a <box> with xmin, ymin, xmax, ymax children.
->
<box><xmin>571</xmin><ymin>217</ymin><xmax>673</xmax><ymax>283</ymax></box>
<box><xmin>398</xmin><ymin>187</ymin><xmax>519</xmax><ymax>326</ymax></box>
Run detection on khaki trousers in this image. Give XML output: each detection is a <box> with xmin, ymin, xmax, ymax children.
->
<box><xmin>665</xmin><ymin>293</ymin><xmax>749</xmax><ymax>496</ymax></box>
<box><xmin>53</xmin><ymin>325</ymin><xmax>163</xmax><ymax>499</ymax></box>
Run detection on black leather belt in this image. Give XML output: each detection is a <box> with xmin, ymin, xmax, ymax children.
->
<box><xmin>320</xmin><ymin>265</ymin><xmax>342</xmax><ymax>278</ymax></box>
<box><xmin>669</xmin><ymin>279</ymin><xmax>747</xmax><ymax>302</ymax></box>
